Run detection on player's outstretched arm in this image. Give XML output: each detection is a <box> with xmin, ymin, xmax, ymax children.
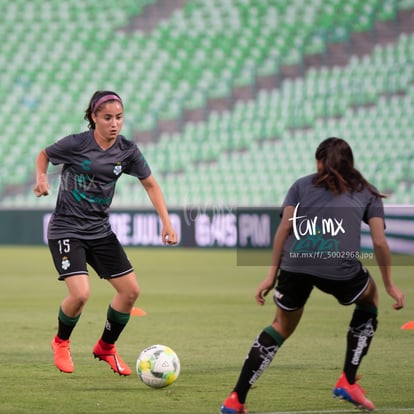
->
<box><xmin>34</xmin><ymin>149</ymin><xmax>50</xmax><ymax>197</ymax></box>
<box><xmin>140</xmin><ymin>174</ymin><xmax>178</xmax><ymax>245</ymax></box>
<box><xmin>255</xmin><ymin>206</ymin><xmax>294</xmax><ymax>305</ymax></box>
<box><xmin>369</xmin><ymin>217</ymin><xmax>405</xmax><ymax>310</ymax></box>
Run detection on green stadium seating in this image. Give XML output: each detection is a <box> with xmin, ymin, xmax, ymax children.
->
<box><xmin>0</xmin><ymin>0</ymin><xmax>413</xmax><ymax>207</ymax></box>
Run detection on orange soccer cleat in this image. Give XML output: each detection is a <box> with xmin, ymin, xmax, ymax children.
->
<box><xmin>220</xmin><ymin>392</ymin><xmax>248</xmax><ymax>414</ymax></box>
<box><xmin>51</xmin><ymin>336</ymin><xmax>74</xmax><ymax>373</ymax></box>
<box><xmin>92</xmin><ymin>339</ymin><xmax>132</xmax><ymax>376</ymax></box>
<box><xmin>333</xmin><ymin>372</ymin><xmax>375</xmax><ymax>411</ymax></box>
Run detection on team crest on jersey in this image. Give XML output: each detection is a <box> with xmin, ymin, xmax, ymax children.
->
<box><xmin>113</xmin><ymin>163</ymin><xmax>122</xmax><ymax>176</ymax></box>
<box><xmin>61</xmin><ymin>256</ymin><xmax>70</xmax><ymax>270</ymax></box>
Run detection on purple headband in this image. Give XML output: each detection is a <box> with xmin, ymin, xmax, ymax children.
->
<box><xmin>93</xmin><ymin>94</ymin><xmax>123</xmax><ymax>113</ymax></box>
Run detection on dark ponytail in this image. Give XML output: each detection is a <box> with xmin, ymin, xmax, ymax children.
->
<box><xmin>312</xmin><ymin>137</ymin><xmax>386</xmax><ymax>198</ymax></box>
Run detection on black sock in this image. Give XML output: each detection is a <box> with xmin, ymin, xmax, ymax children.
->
<box><xmin>344</xmin><ymin>304</ymin><xmax>378</xmax><ymax>384</ymax></box>
<box><xmin>100</xmin><ymin>305</ymin><xmax>130</xmax><ymax>344</ymax></box>
<box><xmin>57</xmin><ymin>307</ymin><xmax>80</xmax><ymax>340</ymax></box>
<box><xmin>234</xmin><ymin>326</ymin><xmax>284</xmax><ymax>403</ymax></box>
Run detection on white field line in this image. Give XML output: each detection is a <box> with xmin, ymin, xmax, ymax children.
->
<box><xmin>253</xmin><ymin>408</ymin><xmax>414</xmax><ymax>414</ymax></box>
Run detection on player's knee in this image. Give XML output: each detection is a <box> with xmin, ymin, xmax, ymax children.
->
<box><xmin>130</xmin><ymin>284</ymin><xmax>140</xmax><ymax>302</ymax></box>
<box><xmin>72</xmin><ymin>290</ymin><xmax>90</xmax><ymax>307</ymax></box>
<box><xmin>124</xmin><ymin>284</ymin><xmax>140</xmax><ymax>306</ymax></box>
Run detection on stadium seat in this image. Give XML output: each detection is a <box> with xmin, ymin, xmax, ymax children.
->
<box><xmin>1</xmin><ymin>1</ymin><xmax>413</xmax><ymax>207</ymax></box>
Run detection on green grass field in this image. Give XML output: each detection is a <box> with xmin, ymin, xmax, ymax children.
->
<box><xmin>0</xmin><ymin>246</ymin><xmax>412</xmax><ymax>414</ymax></box>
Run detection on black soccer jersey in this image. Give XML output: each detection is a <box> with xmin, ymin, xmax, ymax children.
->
<box><xmin>45</xmin><ymin>130</ymin><xmax>151</xmax><ymax>239</ymax></box>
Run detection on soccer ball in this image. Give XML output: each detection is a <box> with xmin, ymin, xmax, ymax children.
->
<box><xmin>136</xmin><ymin>344</ymin><xmax>180</xmax><ymax>388</ymax></box>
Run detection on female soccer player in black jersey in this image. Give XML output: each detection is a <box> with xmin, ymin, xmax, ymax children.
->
<box><xmin>220</xmin><ymin>137</ymin><xmax>404</xmax><ymax>413</ymax></box>
<box><xmin>34</xmin><ymin>90</ymin><xmax>178</xmax><ymax>375</ymax></box>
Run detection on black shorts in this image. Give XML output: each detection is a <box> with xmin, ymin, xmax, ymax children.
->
<box><xmin>48</xmin><ymin>233</ymin><xmax>133</xmax><ymax>280</ymax></box>
<box><xmin>274</xmin><ymin>265</ymin><xmax>371</xmax><ymax>311</ymax></box>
